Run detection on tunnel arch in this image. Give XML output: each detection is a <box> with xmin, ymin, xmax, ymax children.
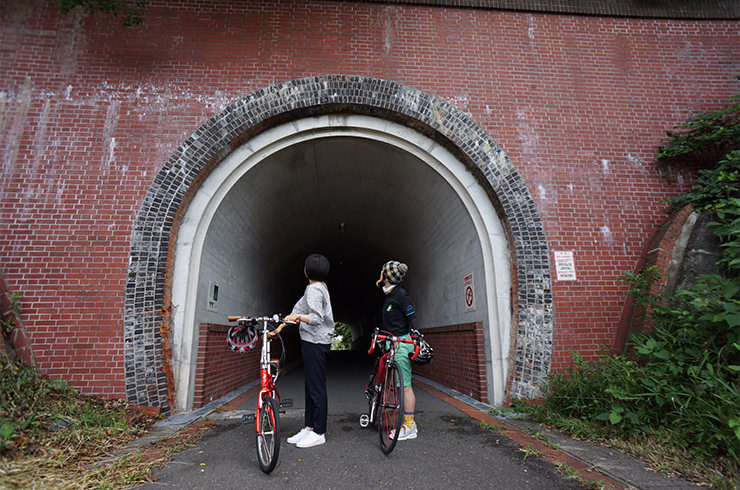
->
<box><xmin>172</xmin><ymin>116</ymin><xmax>510</xmax><ymax>411</ymax></box>
<box><xmin>124</xmin><ymin>75</ymin><xmax>552</xmax><ymax>413</ymax></box>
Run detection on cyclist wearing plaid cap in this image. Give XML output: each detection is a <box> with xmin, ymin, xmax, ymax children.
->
<box><xmin>376</xmin><ymin>260</ymin><xmax>418</xmax><ymax>440</ymax></box>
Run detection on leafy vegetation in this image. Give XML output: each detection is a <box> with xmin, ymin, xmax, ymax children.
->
<box><xmin>0</xmin><ymin>292</ymin><xmax>20</xmax><ymax>338</ymax></box>
<box><xmin>55</xmin><ymin>0</ymin><xmax>149</xmax><ymax>26</ymax></box>
<box><xmin>656</xmin><ymin>86</ymin><xmax>740</xmax><ymax>167</ymax></box>
<box><xmin>1</xmin><ymin>291</ymin><xmax>22</xmax><ymax>364</ymax></box>
<box><xmin>0</xmin><ymin>355</ymin><xmax>159</xmax><ymax>487</ymax></box>
<box><xmin>332</xmin><ymin>322</ymin><xmax>353</xmax><ymax>351</ymax></box>
<box><xmin>515</xmin><ymin>86</ymin><xmax>740</xmax><ymax>487</ymax></box>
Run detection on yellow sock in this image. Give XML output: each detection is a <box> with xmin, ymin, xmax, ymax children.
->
<box><xmin>404</xmin><ymin>413</ymin><xmax>414</xmax><ymax>427</ymax></box>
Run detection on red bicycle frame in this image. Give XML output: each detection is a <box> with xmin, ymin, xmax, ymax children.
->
<box><xmin>361</xmin><ymin>329</ymin><xmax>420</xmax><ymax>454</ymax></box>
<box><xmin>227</xmin><ymin>315</ymin><xmax>293</xmax><ymax>473</ymax></box>
<box><xmin>256</xmin><ymin>320</ymin><xmax>279</xmax><ymax>433</ymax></box>
<box><xmin>368</xmin><ymin>330</ymin><xmax>420</xmax><ymax>361</ymax></box>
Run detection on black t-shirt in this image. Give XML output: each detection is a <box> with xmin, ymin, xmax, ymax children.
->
<box><xmin>381</xmin><ymin>286</ymin><xmax>415</xmax><ymax>336</ymax></box>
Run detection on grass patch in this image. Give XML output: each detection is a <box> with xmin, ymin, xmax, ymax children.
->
<box><xmin>0</xmin><ymin>356</ymin><xmax>162</xmax><ymax>488</ymax></box>
<box><xmin>74</xmin><ymin>422</ymin><xmax>212</xmax><ymax>488</ymax></box>
<box><xmin>514</xmin><ymin>401</ymin><xmax>739</xmax><ymax>488</ymax></box>
<box><xmin>553</xmin><ymin>461</ymin><xmax>605</xmax><ymax>490</ymax></box>
<box><xmin>519</xmin><ymin>444</ymin><xmax>544</xmax><ymax>462</ymax></box>
<box><xmin>480</xmin><ymin>421</ymin><xmax>502</xmax><ymax>432</ymax></box>
<box><xmin>531</xmin><ymin>431</ymin><xmax>559</xmax><ymax>450</ymax></box>
<box><xmin>488</xmin><ymin>406</ymin><xmax>516</xmax><ymax>417</ymax></box>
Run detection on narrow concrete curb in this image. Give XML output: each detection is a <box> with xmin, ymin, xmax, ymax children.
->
<box><xmin>414</xmin><ymin>376</ymin><xmax>700</xmax><ymax>490</ymax></box>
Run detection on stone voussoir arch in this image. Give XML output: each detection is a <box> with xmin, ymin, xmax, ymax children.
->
<box><xmin>124</xmin><ymin>74</ymin><xmax>552</xmax><ymax>413</ymax></box>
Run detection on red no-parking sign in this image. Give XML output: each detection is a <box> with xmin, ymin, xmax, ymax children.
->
<box><xmin>464</xmin><ymin>273</ymin><xmax>475</xmax><ymax>311</ymax></box>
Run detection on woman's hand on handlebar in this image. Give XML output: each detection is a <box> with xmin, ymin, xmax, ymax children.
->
<box><xmin>267</xmin><ymin>315</ymin><xmax>299</xmax><ymax>338</ymax></box>
<box><xmin>284</xmin><ymin>313</ymin><xmax>300</xmax><ymax>324</ymax></box>
<box><xmin>268</xmin><ymin>324</ymin><xmax>285</xmax><ymax>338</ymax></box>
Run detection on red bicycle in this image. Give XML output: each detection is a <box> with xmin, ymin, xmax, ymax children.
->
<box><xmin>227</xmin><ymin>314</ymin><xmax>294</xmax><ymax>474</ymax></box>
<box><xmin>360</xmin><ymin>328</ymin><xmax>419</xmax><ymax>454</ymax></box>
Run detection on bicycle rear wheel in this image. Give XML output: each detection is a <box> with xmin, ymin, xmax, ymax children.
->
<box><xmin>378</xmin><ymin>360</ymin><xmax>404</xmax><ymax>454</ymax></box>
<box><xmin>256</xmin><ymin>396</ymin><xmax>280</xmax><ymax>473</ymax></box>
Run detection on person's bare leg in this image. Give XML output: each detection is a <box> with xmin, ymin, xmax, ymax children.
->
<box><xmin>404</xmin><ymin>386</ymin><xmax>416</xmax><ymax>413</ymax></box>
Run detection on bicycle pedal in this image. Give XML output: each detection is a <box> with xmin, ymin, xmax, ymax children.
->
<box><xmin>359</xmin><ymin>414</ymin><xmax>369</xmax><ymax>427</ymax></box>
<box><xmin>242</xmin><ymin>413</ymin><xmax>256</xmax><ymax>424</ymax></box>
<box><xmin>279</xmin><ymin>398</ymin><xmax>293</xmax><ymax>409</ymax></box>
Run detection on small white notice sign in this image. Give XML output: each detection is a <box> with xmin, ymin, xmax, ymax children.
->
<box><xmin>464</xmin><ymin>273</ymin><xmax>475</xmax><ymax>311</ymax></box>
<box><xmin>554</xmin><ymin>251</ymin><xmax>577</xmax><ymax>281</ymax></box>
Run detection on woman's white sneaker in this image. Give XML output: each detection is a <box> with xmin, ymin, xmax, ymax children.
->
<box><xmin>287</xmin><ymin>427</ymin><xmax>312</xmax><ymax>444</ymax></box>
<box><xmin>296</xmin><ymin>431</ymin><xmax>325</xmax><ymax>448</ymax></box>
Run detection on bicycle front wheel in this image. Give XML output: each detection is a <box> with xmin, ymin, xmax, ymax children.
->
<box><xmin>378</xmin><ymin>360</ymin><xmax>404</xmax><ymax>454</ymax></box>
<box><xmin>256</xmin><ymin>396</ymin><xmax>280</xmax><ymax>473</ymax></box>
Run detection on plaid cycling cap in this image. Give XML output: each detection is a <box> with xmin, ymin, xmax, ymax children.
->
<box><xmin>381</xmin><ymin>260</ymin><xmax>408</xmax><ymax>285</ymax></box>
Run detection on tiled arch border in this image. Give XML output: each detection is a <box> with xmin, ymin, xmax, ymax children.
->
<box><xmin>124</xmin><ymin>74</ymin><xmax>553</xmax><ymax>412</ymax></box>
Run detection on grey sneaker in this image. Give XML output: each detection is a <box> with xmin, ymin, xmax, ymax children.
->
<box><xmin>395</xmin><ymin>422</ymin><xmax>417</xmax><ymax>441</ymax></box>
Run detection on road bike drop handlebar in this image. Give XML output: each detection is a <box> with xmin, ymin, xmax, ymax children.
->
<box><xmin>368</xmin><ymin>329</ymin><xmax>420</xmax><ymax>361</ymax></box>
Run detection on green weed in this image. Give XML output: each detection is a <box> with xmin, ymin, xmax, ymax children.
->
<box><xmin>516</xmin><ymin>89</ymin><xmax>740</xmax><ymax>487</ymax></box>
<box><xmin>0</xmin><ymin>355</ymin><xmax>157</xmax><ymax>487</ymax></box>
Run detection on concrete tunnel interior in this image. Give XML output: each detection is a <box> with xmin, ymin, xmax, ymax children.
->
<box><xmin>171</xmin><ymin>116</ymin><xmax>512</xmax><ymax>412</ymax></box>
<box><xmin>198</xmin><ymin>135</ymin><xmax>487</xmax><ymax>345</ymax></box>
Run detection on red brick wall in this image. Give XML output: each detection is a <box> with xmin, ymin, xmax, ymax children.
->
<box><xmin>0</xmin><ymin>0</ymin><xmax>738</xmax><ymax>397</ymax></box>
<box><xmin>192</xmin><ymin>323</ymin><xmax>301</xmax><ymax>409</ymax></box>
<box><xmin>414</xmin><ymin>323</ymin><xmax>487</xmax><ymax>402</ymax></box>
<box><xmin>193</xmin><ymin>323</ymin><xmax>259</xmax><ymax>408</ymax></box>
<box><xmin>613</xmin><ymin>205</ymin><xmax>694</xmax><ymax>351</ymax></box>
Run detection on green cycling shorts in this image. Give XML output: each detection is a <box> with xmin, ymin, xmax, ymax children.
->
<box><xmin>387</xmin><ymin>334</ymin><xmax>414</xmax><ymax>387</ymax></box>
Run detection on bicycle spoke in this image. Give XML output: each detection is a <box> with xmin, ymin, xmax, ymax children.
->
<box><xmin>256</xmin><ymin>397</ymin><xmax>280</xmax><ymax>473</ymax></box>
<box><xmin>378</xmin><ymin>361</ymin><xmax>404</xmax><ymax>454</ymax></box>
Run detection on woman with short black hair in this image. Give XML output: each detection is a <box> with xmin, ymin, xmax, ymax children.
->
<box><xmin>272</xmin><ymin>253</ymin><xmax>334</xmax><ymax>448</ymax></box>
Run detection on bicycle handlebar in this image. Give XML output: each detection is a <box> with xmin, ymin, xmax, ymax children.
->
<box><xmin>227</xmin><ymin>315</ymin><xmax>298</xmax><ymax>328</ymax></box>
<box><xmin>368</xmin><ymin>330</ymin><xmax>420</xmax><ymax>361</ymax></box>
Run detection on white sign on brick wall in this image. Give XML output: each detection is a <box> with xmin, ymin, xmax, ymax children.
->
<box><xmin>554</xmin><ymin>251</ymin><xmax>577</xmax><ymax>281</ymax></box>
<box><xmin>464</xmin><ymin>272</ymin><xmax>475</xmax><ymax>311</ymax></box>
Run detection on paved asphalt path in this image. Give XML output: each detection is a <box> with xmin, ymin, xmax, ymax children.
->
<box><xmin>139</xmin><ymin>352</ymin><xmax>587</xmax><ymax>489</ymax></box>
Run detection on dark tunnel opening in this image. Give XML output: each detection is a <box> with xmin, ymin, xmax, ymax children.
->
<box><xmin>199</xmin><ymin>135</ymin><xmax>483</xmax><ymax>354</ymax></box>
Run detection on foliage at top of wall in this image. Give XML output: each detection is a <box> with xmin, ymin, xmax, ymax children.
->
<box><xmin>657</xmin><ymin>78</ymin><xmax>740</xmax><ymax>172</ymax></box>
<box><xmin>659</xmin><ymin>80</ymin><xmax>740</xmax><ymax>273</ymax></box>
<box><xmin>55</xmin><ymin>0</ymin><xmax>149</xmax><ymax>26</ymax></box>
